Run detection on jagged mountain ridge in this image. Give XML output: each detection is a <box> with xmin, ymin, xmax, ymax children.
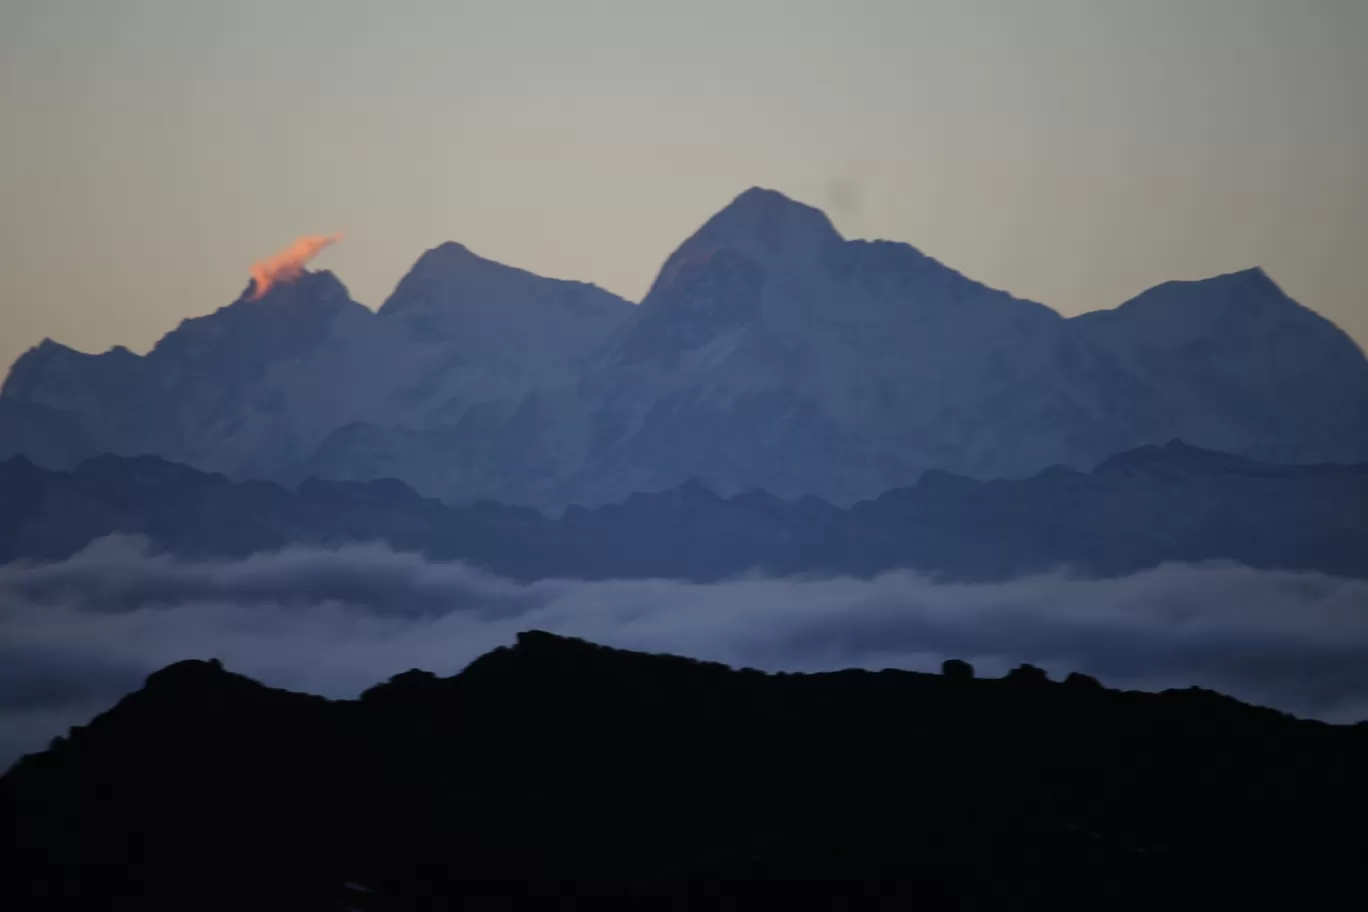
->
<box><xmin>5</xmin><ymin>187</ymin><xmax>1368</xmax><ymax>508</ymax></box>
<box><xmin>3</xmin><ymin>441</ymin><xmax>1366</xmax><ymax>581</ymax></box>
<box><xmin>2</xmin><ymin>630</ymin><xmax>1365</xmax><ymax>905</ymax></box>
<box><xmin>2</xmin><ymin>257</ymin><xmax>635</xmax><ymax>495</ymax></box>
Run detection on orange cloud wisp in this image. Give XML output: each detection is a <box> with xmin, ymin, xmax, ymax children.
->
<box><xmin>248</xmin><ymin>233</ymin><xmax>342</xmax><ymax>300</ymax></box>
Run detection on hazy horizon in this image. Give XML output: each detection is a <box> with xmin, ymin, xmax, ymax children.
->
<box><xmin>3</xmin><ymin>0</ymin><xmax>1366</xmax><ymax>373</ymax></box>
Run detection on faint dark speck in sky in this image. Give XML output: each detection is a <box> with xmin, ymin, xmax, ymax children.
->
<box><xmin>825</xmin><ymin>177</ymin><xmax>864</xmax><ymax>232</ymax></box>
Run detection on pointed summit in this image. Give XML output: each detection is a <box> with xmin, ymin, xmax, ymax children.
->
<box><xmin>695</xmin><ymin>186</ymin><xmax>842</xmax><ymax>259</ymax></box>
<box><xmin>379</xmin><ymin>241</ymin><xmax>629</xmax><ymax>318</ymax></box>
<box><xmin>376</xmin><ymin>239</ymin><xmax>633</xmax><ymax>368</ymax></box>
<box><xmin>1232</xmin><ymin>265</ymin><xmax>1273</xmax><ymax>284</ymax></box>
<box><xmin>390</xmin><ymin>242</ymin><xmax>489</xmax><ymax>288</ymax></box>
<box><xmin>1074</xmin><ymin>264</ymin><xmax>1349</xmax><ymax>353</ymax></box>
<box><xmin>378</xmin><ymin>242</ymin><xmax>509</xmax><ymax>320</ymax></box>
<box><xmin>645</xmin><ymin>188</ymin><xmax>843</xmax><ymax>301</ymax></box>
<box><xmin>703</xmin><ymin>186</ymin><xmax>843</xmax><ymax>252</ymax></box>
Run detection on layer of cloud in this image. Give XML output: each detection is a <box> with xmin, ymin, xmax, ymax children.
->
<box><xmin>4</xmin><ymin>534</ymin><xmax>1368</xmax><ymax>769</ymax></box>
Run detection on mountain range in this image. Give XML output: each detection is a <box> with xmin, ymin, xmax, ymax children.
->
<box><xmin>3</xmin><ymin>631</ymin><xmax>1363</xmax><ymax>906</ymax></box>
<box><xmin>5</xmin><ymin>441</ymin><xmax>1365</xmax><ymax>581</ymax></box>
<box><xmin>5</xmin><ymin>188</ymin><xmax>1368</xmax><ymax>510</ymax></box>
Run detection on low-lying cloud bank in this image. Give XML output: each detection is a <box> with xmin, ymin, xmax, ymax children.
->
<box><xmin>4</xmin><ymin>534</ymin><xmax>1368</xmax><ymax>769</ymax></box>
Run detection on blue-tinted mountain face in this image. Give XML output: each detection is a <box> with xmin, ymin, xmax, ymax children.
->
<box><xmin>5</xmin><ymin>189</ymin><xmax>1368</xmax><ymax>508</ymax></box>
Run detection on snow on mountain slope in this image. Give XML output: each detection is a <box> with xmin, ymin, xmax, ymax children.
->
<box><xmin>2</xmin><ymin>271</ymin><xmax>370</xmax><ymax>475</ymax></box>
<box><xmin>547</xmin><ymin>191</ymin><xmax>1368</xmax><ymax>506</ymax></box>
<box><xmin>1</xmin><ymin>243</ymin><xmax>636</xmax><ymax>501</ymax></box>
<box><xmin>296</xmin><ymin>243</ymin><xmax>636</xmax><ymax>500</ymax></box>
<box><xmin>380</xmin><ymin>241</ymin><xmax>633</xmax><ymax>377</ymax></box>
<box><xmin>1063</xmin><ymin>268</ymin><xmax>1368</xmax><ymax>465</ymax></box>
<box><xmin>3</xmin><ymin>188</ymin><xmax>1367</xmax><ymax>509</ymax></box>
<box><xmin>542</xmin><ymin>189</ymin><xmax>1096</xmax><ymax>504</ymax></box>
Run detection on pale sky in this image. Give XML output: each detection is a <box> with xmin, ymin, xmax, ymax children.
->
<box><xmin>2</xmin><ymin>0</ymin><xmax>1365</xmax><ymax>375</ymax></box>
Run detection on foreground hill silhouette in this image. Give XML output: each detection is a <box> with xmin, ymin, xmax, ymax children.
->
<box><xmin>3</xmin><ymin>439</ymin><xmax>1367</xmax><ymax>580</ymax></box>
<box><xmin>2</xmin><ymin>632</ymin><xmax>1365</xmax><ymax>908</ymax></box>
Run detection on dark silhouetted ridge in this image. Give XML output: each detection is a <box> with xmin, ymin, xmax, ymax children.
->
<box><xmin>1</xmin><ymin>632</ymin><xmax>1364</xmax><ymax>906</ymax></box>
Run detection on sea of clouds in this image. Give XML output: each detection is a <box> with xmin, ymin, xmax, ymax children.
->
<box><xmin>4</xmin><ymin>533</ymin><xmax>1368</xmax><ymax>769</ymax></box>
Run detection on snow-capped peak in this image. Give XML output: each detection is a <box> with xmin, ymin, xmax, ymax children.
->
<box><xmin>4</xmin><ymin>187</ymin><xmax>1368</xmax><ymax>512</ymax></box>
<box><xmin>644</xmin><ymin>188</ymin><xmax>844</xmax><ymax>302</ymax></box>
<box><xmin>701</xmin><ymin>186</ymin><xmax>844</xmax><ymax>253</ymax></box>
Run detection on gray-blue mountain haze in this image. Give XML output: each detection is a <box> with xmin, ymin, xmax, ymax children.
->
<box><xmin>1</xmin><ymin>442</ymin><xmax>1365</xmax><ymax>581</ymax></box>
